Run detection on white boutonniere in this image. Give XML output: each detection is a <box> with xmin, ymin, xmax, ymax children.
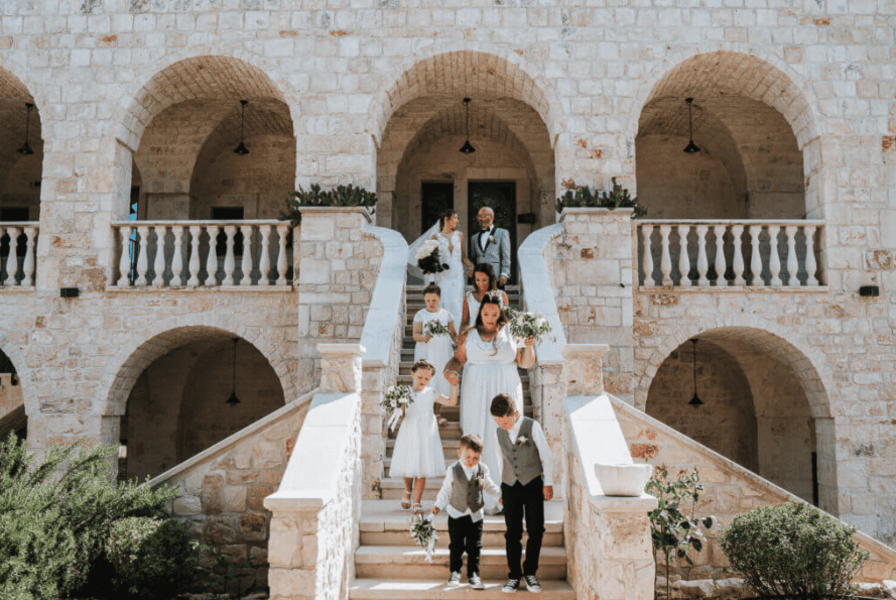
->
<box><xmin>472</xmin><ymin>473</ymin><xmax>483</xmax><ymax>488</ymax></box>
<box><xmin>515</xmin><ymin>435</ymin><xmax>528</xmax><ymax>447</ymax></box>
<box><xmin>488</xmin><ymin>235</ymin><xmax>496</xmax><ymax>245</ymax></box>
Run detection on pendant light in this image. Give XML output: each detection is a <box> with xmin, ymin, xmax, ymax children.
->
<box><xmin>233</xmin><ymin>100</ymin><xmax>250</xmax><ymax>156</ymax></box>
<box><xmin>683</xmin><ymin>98</ymin><xmax>700</xmax><ymax>154</ymax></box>
<box><xmin>226</xmin><ymin>337</ymin><xmax>241</xmax><ymax>406</ymax></box>
<box><xmin>459</xmin><ymin>98</ymin><xmax>476</xmax><ymax>154</ymax></box>
<box><xmin>17</xmin><ymin>103</ymin><xmax>34</xmax><ymax>156</ymax></box>
<box><xmin>688</xmin><ymin>338</ymin><xmax>703</xmax><ymax>406</ymax></box>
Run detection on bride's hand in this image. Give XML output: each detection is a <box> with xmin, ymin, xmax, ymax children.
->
<box><xmin>524</xmin><ymin>336</ymin><xmax>535</xmax><ymax>348</ymax></box>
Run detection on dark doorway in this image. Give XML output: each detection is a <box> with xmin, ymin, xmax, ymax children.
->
<box><xmin>420</xmin><ymin>182</ymin><xmax>454</xmax><ymax>235</ymax></box>
<box><xmin>468</xmin><ymin>181</ymin><xmax>517</xmax><ymax>284</ymax></box>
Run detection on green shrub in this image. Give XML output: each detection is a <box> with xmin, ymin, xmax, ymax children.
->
<box><xmin>555</xmin><ymin>177</ymin><xmax>646</xmax><ymax>218</ymax></box>
<box><xmin>0</xmin><ymin>434</ymin><xmax>177</xmax><ymax>600</ymax></box>
<box><xmin>280</xmin><ymin>183</ymin><xmax>378</xmax><ymax>226</ymax></box>
<box><xmin>719</xmin><ymin>501</ymin><xmax>869</xmax><ymax>598</ymax></box>
<box><xmin>105</xmin><ymin>516</ymin><xmax>204</xmax><ymax>599</ymax></box>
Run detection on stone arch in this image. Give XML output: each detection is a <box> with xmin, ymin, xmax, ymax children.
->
<box><xmin>631</xmin><ymin>49</ymin><xmax>826</xmax><ymax>219</ymax></box>
<box><xmin>0</xmin><ymin>66</ymin><xmax>44</xmax><ymax>219</ymax></box>
<box><xmin>0</xmin><ymin>330</ymin><xmax>34</xmax><ymax>420</ymax></box>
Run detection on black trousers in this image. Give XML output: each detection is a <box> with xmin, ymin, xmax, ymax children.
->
<box><xmin>502</xmin><ymin>477</ymin><xmax>545</xmax><ymax>579</ymax></box>
<box><xmin>448</xmin><ymin>515</ymin><xmax>484</xmax><ymax>576</ymax></box>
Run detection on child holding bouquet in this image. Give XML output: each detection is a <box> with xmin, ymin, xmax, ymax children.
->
<box><xmin>413</xmin><ymin>284</ymin><xmax>457</xmax><ymax>426</ymax></box>
<box><xmin>390</xmin><ymin>359</ymin><xmax>458</xmax><ymax>514</ymax></box>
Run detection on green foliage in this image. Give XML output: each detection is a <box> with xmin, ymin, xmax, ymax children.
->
<box><xmin>105</xmin><ymin>517</ymin><xmax>206</xmax><ymax>599</ymax></box>
<box><xmin>719</xmin><ymin>501</ymin><xmax>869</xmax><ymax>598</ymax></box>
<box><xmin>280</xmin><ymin>183</ymin><xmax>378</xmax><ymax>226</ymax></box>
<box><xmin>0</xmin><ymin>434</ymin><xmax>178</xmax><ymax>600</ymax></box>
<box><xmin>645</xmin><ymin>464</ymin><xmax>716</xmax><ymax>599</ymax></box>
<box><xmin>555</xmin><ymin>177</ymin><xmax>646</xmax><ymax>218</ymax></box>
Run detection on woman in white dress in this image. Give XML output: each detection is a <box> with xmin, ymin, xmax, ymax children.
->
<box><xmin>462</xmin><ymin>262</ymin><xmax>510</xmax><ymax>328</ymax></box>
<box><xmin>429</xmin><ymin>210</ymin><xmax>473</xmax><ymax>326</ymax></box>
<box><xmin>391</xmin><ymin>359</ymin><xmax>458</xmax><ymax>514</ymax></box>
<box><xmin>412</xmin><ymin>283</ymin><xmax>457</xmax><ymax>425</ymax></box>
<box><xmin>445</xmin><ymin>294</ymin><xmax>535</xmax><ymax>512</ymax></box>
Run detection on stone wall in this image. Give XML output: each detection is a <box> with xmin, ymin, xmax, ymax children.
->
<box><xmin>151</xmin><ymin>390</ymin><xmax>314</xmax><ymax>596</ymax></box>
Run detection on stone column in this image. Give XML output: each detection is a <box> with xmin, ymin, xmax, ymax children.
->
<box><xmin>318</xmin><ymin>343</ymin><xmax>364</xmax><ymax>394</ymax></box>
<box><xmin>555</xmin><ymin>208</ymin><xmax>634</xmax><ymax>404</ymax></box>
<box><xmin>563</xmin><ymin>343</ymin><xmax>610</xmax><ymax>396</ymax></box>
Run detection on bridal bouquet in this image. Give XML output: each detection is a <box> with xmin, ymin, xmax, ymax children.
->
<box><xmin>416</xmin><ymin>240</ymin><xmax>449</xmax><ymax>275</ymax></box>
<box><xmin>381</xmin><ymin>384</ymin><xmax>414</xmax><ymax>432</ymax></box>
<box><xmin>408</xmin><ymin>513</ymin><xmax>438</xmax><ymax>563</ymax></box>
<box><xmin>505</xmin><ymin>308</ymin><xmax>554</xmax><ymax>354</ymax></box>
<box><xmin>424</xmin><ymin>320</ymin><xmax>451</xmax><ymax>338</ymax></box>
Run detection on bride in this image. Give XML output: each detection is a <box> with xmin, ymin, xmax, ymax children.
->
<box><xmin>410</xmin><ymin>210</ymin><xmax>473</xmax><ymax>325</ymax></box>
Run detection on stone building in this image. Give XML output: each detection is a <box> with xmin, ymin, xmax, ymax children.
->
<box><xmin>1</xmin><ymin>0</ymin><xmax>895</xmax><ymax>597</ymax></box>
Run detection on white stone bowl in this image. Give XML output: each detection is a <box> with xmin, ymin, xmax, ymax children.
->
<box><xmin>594</xmin><ymin>463</ymin><xmax>653</xmax><ymax>497</ymax></box>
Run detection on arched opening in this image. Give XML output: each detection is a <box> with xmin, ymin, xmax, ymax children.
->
<box><xmin>376</xmin><ymin>51</ymin><xmax>556</xmax><ymax>259</ymax></box>
<box><xmin>117</xmin><ymin>329</ymin><xmax>286</xmax><ymax>480</ymax></box>
<box><xmin>636</xmin><ymin>52</ymin><xmax>818</xmax><ymax>220</ymax></box>
<box><xmin>0</xmin><ymin>70</ymin><xmax>42</xmax><ymax>222</ymax></box>
<box><xmin>0</xmin><ymin>348</ymin><xmax>25</xmax><ymax>440</ymax></box>
<box><xmin>645</xmin><ymin>328</ymin><xmax>832</xmax><ymax>509</ymax></box>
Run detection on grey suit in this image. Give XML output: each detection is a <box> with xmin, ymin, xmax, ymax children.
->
<box><xmin>470</xmin><ymin>227</ymin><xmax>511</xmax><ymax>281</ymax></box>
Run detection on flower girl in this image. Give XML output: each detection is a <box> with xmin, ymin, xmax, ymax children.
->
<box><xmin>391</xmin><ymin>359</ymin><xmax>458</xmax><ymax>513</ymax></box>
<box><xmin>412</xmin><ymin>284</ymin><xmax>457</xmax><ymax>426</ymax></box>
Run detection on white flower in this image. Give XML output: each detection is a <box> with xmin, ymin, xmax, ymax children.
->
<box><xmin>536</xmin><ymin>317</ymin><xmax>546</xmax><ymax>328</ymax></box>
<box><xmin>488</xmin><ymin>235</ymin><xmax>496</xmax><ymax>244</ymax></box>
<box><xmin>415</xmin><ymin>240</ymin><xmax>440</xmax><ymax>260</ymax></box>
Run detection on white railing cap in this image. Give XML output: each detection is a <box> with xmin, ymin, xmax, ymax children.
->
<box><xmin>518</xmin><ymin>223</ymin><xmax>566</xmax><ymax>365</ymax></box>
<box><xmin>638</xmin><ymin>219</ymin><xmax>824</xmax><ymax>226</ymax></box>
<box><xmin>112</xmin><ymin>219</ymin><xmax>287</xmax><ymax>227</ymax></box>
<box><xmin>359</xmin><ymin>224</ymin><xmax>409</xmax><ymax>368</ymax></box>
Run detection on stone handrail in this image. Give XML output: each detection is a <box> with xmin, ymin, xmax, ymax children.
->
<box><xmin>637</xmin><ymin>219</ymin><xmax>825</xmax><ymax>288</ymax></box>
<box><xmin>0</xmin><ymin>222</ymin><xmax>38</xmax><ymax>289</ymax></box>
<box><xmin>109</xmin><ymin>220</ymin><xmax>294</xmax><ymax>288</ymax></box>
<box><xmin>517</xmin><ymin>223</ymin><xmax>567</xmax><ymax>365</ymax></box>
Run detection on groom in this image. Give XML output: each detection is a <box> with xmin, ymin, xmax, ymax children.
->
<box><xmin>469</xmin><ymin>207</ymin><xmax>511</xmax><ymax>288</ymax></box>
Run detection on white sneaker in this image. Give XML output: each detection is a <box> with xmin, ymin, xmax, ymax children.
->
<box><xmin>469</xmin><ymin>573</ymin><xmax>485</xmax><ymax>590</ymax></box>
<box><xmin>447</xmin><ymin>571</ymin><xmax>462</xmax><ymax>587</ymax></box>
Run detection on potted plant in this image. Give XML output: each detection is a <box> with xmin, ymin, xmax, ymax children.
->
<box><xmin>718</xmin><ymin>501</ymin><xmax>872</xmax><ymax>599</ymax></box>
<box><xmin>279</xmin><ymin>183</ymin><xmax>378</xmax><ymax>227</ymax></box>
<box><xmin>555</xmin><ymin>177</ymin><xmax>647</xmax><ymax>218</ymax></box>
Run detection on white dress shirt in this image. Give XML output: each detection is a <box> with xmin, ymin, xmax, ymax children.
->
<box><xmin>479</xmin><ymin>226</ymin><xmax>494</xmax><ymax>251</ymax></box>
<box><xmin>495</xmin><ymin>416</ymin><xmax>554</xmax><ymax>486</ymax></box>
<box><xmin>433</xmin><ymin>461</ymin><xmax>502</xmax><ymax>522</ymax></box>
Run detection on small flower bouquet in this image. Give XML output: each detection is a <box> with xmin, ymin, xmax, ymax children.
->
<box><xmin>408</xmin><ymin>513</ymin><xmax>438</xmax><ymax>563</ymax></box>
<box><xmin>381</xmin><ymin>384</ymin><xmax>414</xmax><ymax>432</ymax></box>
<box><xmin>424</xmin><ymin>320</ymin><xmax>451</xmax><ymax>338</ymax></box>
<box><xmin>515</xmin><ymin>435</ymin><xmax>529</xmax><ymax>447</ymax></box>
<box><xmin>504</xmin><ymin>308</ymin><xmax>554</xmax><ymax>354</ymax></box>
<box><xmin>416</xmin><ymin>240</ymin><xmax>449</xmax><ymax>275</ymax></box>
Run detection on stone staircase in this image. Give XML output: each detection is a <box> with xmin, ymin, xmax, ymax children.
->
<box><xmin>351</xmin><ymin>285</ymin><xmax>575</xmax><ymax>599</ymax></box>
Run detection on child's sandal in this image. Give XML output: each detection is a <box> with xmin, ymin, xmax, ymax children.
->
<box><xmin>413</xmin><ymin>502</ymin><xmax>424</xmax><ymax>515</ymax></box>
<box><xmin>437</xmin><ymin>416</ymin><xmax>448</xmax><ymax>427</ymax></box>
<box><xmin>400</xmin><ymin>490</ymin><xmax>412</xmax><ymax>510</ymax></box>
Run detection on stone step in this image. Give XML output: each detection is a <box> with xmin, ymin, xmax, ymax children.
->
<box><xmin>349</xmin><ymin>578</ymin><xmax>575</xmax><ymax>599</ymax></box>
<box><xmin>385</xmin><ymin>456</ymin><xmax>456</xmax><ymax>478</ymax></box>
<box><xmin>355</xmin><ymin>546</ymin><xmax>567</xmax><ymax>580</ymax></box>
<box><xmin>380</xmin><ymin>477</ymin><xmax>445</xmax><ymax>500</ymax></box>
<box><xmin>384</xmin><ymin>405</ymin><xmax>534</xmax><ymax>428</ymax></box>
<box><xmin>387</xmin><ymin>437</ymin><xmax>461</xmax><ymax>460</ymax></box>
<box><xmin>359</xmin><ymin>500</ymin><xmax>564</xmax><ymax>548</ymax></box>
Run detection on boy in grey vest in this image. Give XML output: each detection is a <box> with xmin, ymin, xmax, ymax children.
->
<box><xmin>490</xmin><ymin>394</ymin><xmax>554</xmax><ymax>594</ymax></box>
<box><xmin>432</xmin><ymin>433</ymin><xmax>502</xmax><ymax>590</ymax></box>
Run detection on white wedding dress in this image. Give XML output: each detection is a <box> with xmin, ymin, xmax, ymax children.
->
<box><xmin>430</xmin><ymin>231</ymin><xmax>465</xmax><ymax>326</ymax></box>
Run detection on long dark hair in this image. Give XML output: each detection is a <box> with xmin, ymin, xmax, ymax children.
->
<box><xmin>474</xmin><ymin>292</ymin><xmax>508</xmax><ymax>333</ymax></box>
<box><xmin>472</xmin><ymin>262</ymin><xmax>497</xmax><ymax>293</ymax></box>
<box><xmin>439</xmin><ymin>209</ymin><xmax>458</xmax><ymax>230</ymax></box>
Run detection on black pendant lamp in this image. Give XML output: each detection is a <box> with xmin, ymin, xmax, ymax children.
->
<box><xmin>688</xmin><ymin>338</ymin><xmax>703</xmax><ymax>406</ymax></box>
<box><xmin>226</xmin><ymin>338</ymin><xmax>241</xmax><ymax>406</ymax></box>
<box><xmin>233</xmin><ymin>100</ymin><xmax>250</xmax><ymax>156</ymax></box>
<box><xmin>459</xmin><ymin>98</ymin><xmax>476</xmax><ymax>154</ymax></box>
<box><xmin>683</xmin><ymin>98</ymin><xmax>700</xmax><ymax>154</ymax></box>
<box><xmin>17</xmin><ymin>103</ymin><xmax>35</xmax><ymax>156</ymax></box>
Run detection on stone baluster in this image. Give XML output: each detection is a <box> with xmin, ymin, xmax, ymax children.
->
<box><xmin>258</xmin><ymin>225</ymin><xmax>272</xmax><ymax>287</ymax></box>
<box><xmin>187</xmin><ymin>226</ymin><xmax>201</xmax><ymax>287</ymax></box>
<box><xmin>804</xmin><ymin>225</ymin><xmax>819</xmax><ymax>286</ymax></box>
<box><xmin>677</xmin><ymin>225</ymin><xmax>691</xmax><ymax>286</ymax></box>
<box><xmin>713</xmin><ymin>224</ymin><xmax>727</xmax><ymax>286</ymax></box>
<box><xmin>768</xmin><ymin>225</ymin><xmax>782</xmax><ymax>287</ymax></box>
<box><xmin>135</xmin><ymin>225</ymin><xmax>149</xmax><ymax>286</ymax></box>
<box><xmin>239</xmin><ymin>224</ymin><xmax>254</xmax><ymax>286</ymax></box>
<box><xmin>275</xmin><ymin>224</ymin><xmax>289</xmax><ymax>286</ymax></box>
<box><xmin>204</xmin><ymin>226</ymin><xmax>219</xmax><ymax>286</ymax></box>
<box><xmin>641</xmin><ymin>224</ymin><xmax>654</xmax><ymax>287</ymax></box>
<box><xmin>695</xmin><ymin>225</ymin><xmax>709</xmax><ymax>286</ymax></box>
<box><xmin>171</xmin><ymin>226</ymin><xmax>184</xmax><ymax>286</ymax></box>
<box><xmin>4</xmin><ymin>227</ymin><xmax>18</xmax><ymax>286</ymax></box>
<box><xmin>731</xmin><ymin>225</ymin><xmax>745</xmax><ymax>286</ymax></box>
<box><xmin>749</xmin><ymin>225</ymin><xmax>762</xmax><ymax>286</ymax></box>
<box><xmin>659</xmin><ymin>225</ymin><xmax>672</xmax><ymax>286</ymax></box>
<box><xmin>22</xmin><ymin>227</ymin><xmax>35</xmax><ymax>286</ymax></box>
<box><xmin>152</xmin><ymin>225</ymin><xmax>167</xmax><ymax>287</ymax></box>
<box><xmin>117</xmin><ymin>226</ymin><xmax>132</xmax><ymax>287</ymax></box>
<box><xmin>785</xmin><ymin>225</ymin><xmax>799</xmax><ymax>286</ymax></box>
<box><xmin>223</xmin><ymin>225</ymin><xmax>236</xmax><ymax>286</ymax></box>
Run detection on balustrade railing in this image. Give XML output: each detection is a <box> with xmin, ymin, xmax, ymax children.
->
<box><xmin>0</xmin><ymin>223</ymin><xmax>38</xmax><ymax>288</ymax></box>
<box><xmin>637</xmin><ymin>220</ymin><xmax>824</xmax><ymax>288</ymax></box>
<box><xmin>110</xmin><ymin>221</ymin><xmax>293</xmax><ymax>288</ymax></box>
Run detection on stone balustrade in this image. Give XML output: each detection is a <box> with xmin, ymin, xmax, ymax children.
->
<box><xmin>0</xmin><ymin>223</ymin><xmax>38</xmax><ymax>289</ymax></box>
<box><xmin>109</xmin><ymin>220</ymin><xmax>293</xmax><ymax>288</ymax></box>
<box><xmin>638</xmin><ymin>220</ymin><xmax>824</xmax><ymax>288</ymax></box>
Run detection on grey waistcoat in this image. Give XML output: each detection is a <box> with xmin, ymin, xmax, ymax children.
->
<box><xmin>496</xmin><ymin>418</ymin><xmax>543</xmax><ymax>486</ymax></box>
<box><xmin>449</xmin><ymin>462</ymin><xmax>485</xmax><ymax>513</ymax></box>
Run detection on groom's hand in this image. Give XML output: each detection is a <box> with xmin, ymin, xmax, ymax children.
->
<box><xmin>543</xmin><ymin>485</ymin><xmax>554</xmax><ymax>501</ymax></box>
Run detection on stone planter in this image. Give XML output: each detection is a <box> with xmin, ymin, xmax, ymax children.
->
<box><xmin>594</xmin><ymin>462</ymin><xmax>653</xmax><ymax>496</ymax></box>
